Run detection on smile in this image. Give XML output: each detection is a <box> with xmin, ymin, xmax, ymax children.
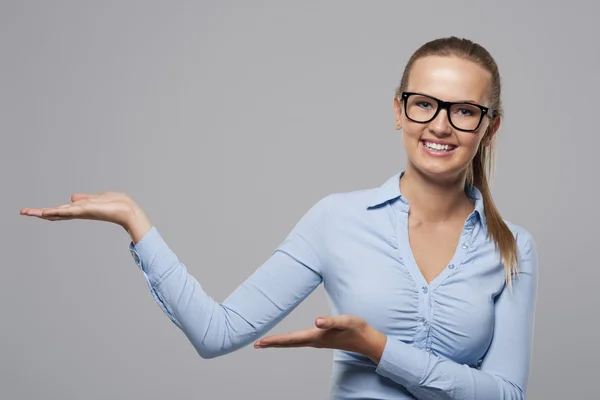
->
<box><xmin>420</xmin><ymin>140</ymin><xmax>458</xmax><ymax>156</ymax></box>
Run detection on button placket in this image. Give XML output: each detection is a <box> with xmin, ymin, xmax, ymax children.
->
<box><xmin>418</xmin><ymin>284</ymin><xmax>432</xmax><ymax>335</ymax></box>
<box><xmin>394</xmin><ymin>201</ymin><xmax>432</xmax><ymax>330</ymax></box>
<box><xmin>427</xmin><ymin>288</ymin><xmax>436</xmax><ymax>351</ymax></box>
<box><xmin>433</xmin><ymin>227</ymin><xmax>476</xmax><ymax>292</ymax></box>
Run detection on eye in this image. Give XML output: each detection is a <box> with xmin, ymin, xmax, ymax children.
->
<box><xmin>455</xmin><ymin>107</ymin><xmax>474</xmax><ymax>116</ymax></box>
<box><xmin>416</xmin><ymin>101</ymin><xmax>433</xmax><ymax>109</ymax></box>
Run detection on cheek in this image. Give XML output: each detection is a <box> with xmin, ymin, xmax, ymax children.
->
<box><xmin>462</xmin><ymin>136</ymin><xmax>480</xmax><ymax>149</ymax></box>
<box><xmin>401</xmin><ymin>121</ymin><xmax>424</xmax><ymax>142</ymax></box>
<box><xmin>458</xmin><ymin>133</ymin><xmax>484</xmax><ymax>156</ymax></box>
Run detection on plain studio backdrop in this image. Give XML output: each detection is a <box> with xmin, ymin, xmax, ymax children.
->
<box><xmin>2</xmin><ymin>1</ymin><xmax>598</xmax><ymax>399</ymax></box>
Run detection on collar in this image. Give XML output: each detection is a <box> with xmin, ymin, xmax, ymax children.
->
<box><xmin>365</xmin><ymin>170</ymin><xmax>405</xmax><ymax>209</ymax></box>
<box><xmin>465</xmin><ymin>183</ymin><xmax>487</xmax><ymax>230</ymax></box>
<box><xmin>366</xmin><ymin>169</ymin><xmax>487</xmax><ymax>229</ymax></box>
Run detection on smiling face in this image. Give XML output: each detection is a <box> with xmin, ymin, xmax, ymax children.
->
<box><xmin>393</xmin><ymin>55</ymin><xmax>501</xmax><ymax>182</ymax></box>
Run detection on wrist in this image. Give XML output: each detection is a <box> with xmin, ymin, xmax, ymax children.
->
<box><xmin>125</xmin><ymin>205</ymin><xmax>153</xmax><ymax>244</ymax></box>
<box><xmin>361</xmin><ymin>326</ymin><xmax>387</xmax><ymax>365</ymax></box>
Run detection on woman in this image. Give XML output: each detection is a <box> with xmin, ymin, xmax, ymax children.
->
<box><xmin>20</xmin><ymin>37</ymin><xmax>538</xmax><ymax>399</ymax></box>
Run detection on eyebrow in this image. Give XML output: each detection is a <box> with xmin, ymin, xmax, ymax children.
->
<box><xmin>411</xmin><ymin>92</ymin><xmax>483</xmax><ymax>104</ymax></box>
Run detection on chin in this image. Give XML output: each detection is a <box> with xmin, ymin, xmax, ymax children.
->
<box><xmin>416</xmin><ymin>163</ymin><xmax>460</xmax><ymax>180</ymax></box>
<box><xmin>402</xmin><ymin>136</ymin><xmax>475</xmax><ymax>181</ymax></box>
<box><xmin>409</xmin><ymin>152</ymin><xmax>469</xmax><ymax>181</ymax></box>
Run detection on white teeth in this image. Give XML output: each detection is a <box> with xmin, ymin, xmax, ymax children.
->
<box><xmin>424</xmin><ymin>141</ymin><xmax>454</xmax><ymax>151</ymax></box>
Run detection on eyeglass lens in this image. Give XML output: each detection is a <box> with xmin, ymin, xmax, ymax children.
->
<box><xmin>405</xmin><ymin>94</ymin><xmax>483</xmax><ymax>131</ymax></box>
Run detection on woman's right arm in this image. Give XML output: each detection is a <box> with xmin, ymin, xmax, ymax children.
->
<box><xmin>21</xmin><ymin>191</ymin><xmax>333</xmax><ymax>359</ymax></box>
<box><xmin>129</xmin><ymin>194</ymin><xmax>331</xmax><ymax>358</ymax></box>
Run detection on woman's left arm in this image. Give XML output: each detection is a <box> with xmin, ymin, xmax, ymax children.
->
<box><xmin>374</xmin><ymin>234</ymin><xmax>539</xmax><ymax>400</ymax></box>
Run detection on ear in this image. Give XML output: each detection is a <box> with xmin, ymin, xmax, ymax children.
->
<box><xmin>483</xmin><ymin>116</ymin><xmax>501</xmax><ymax>146</ymax></box>
<box><xmin>393</xmin><ymin>96</ymin><xmax>403</xmax><ymax>130</ymax></box>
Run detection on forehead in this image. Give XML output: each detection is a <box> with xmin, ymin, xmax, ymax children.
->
<box><xmin>407</xmin><ymin>56</ymin><xmax>492</xmax><ymax>104</ymax></box>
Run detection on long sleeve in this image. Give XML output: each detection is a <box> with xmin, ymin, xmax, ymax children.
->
<box><xmin>374</xmin><ymin>233</ymin><xmax>539</xmax><ymax>400</ymax></box>
<box><xmin>128</xmin><ymin>195</ymin><xmax>332</xmax><ymax>359</ymax></box>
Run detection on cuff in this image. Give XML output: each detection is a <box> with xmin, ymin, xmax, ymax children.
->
<box><xmin>374</xmin><ymin>336</ymin><xmax>428</xmax><ymax>388</ymax></box>
<box><xmin>128</xmin><ymin>226</ymin><xmax>179</xmax><ymax>286</ymax></box>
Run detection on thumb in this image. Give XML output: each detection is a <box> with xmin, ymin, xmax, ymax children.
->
<box><xmin>315</xmin><ymin>317</ymin><xmax>332</xmax><ymax>329</ymax></box>
<box><xmin>315</xmin><ymin>315</ymin><xmax>350</xmax><ymax>330</ymax></box>
<box><xmin>71</xmin><ymin>193</ymin><xmax>97</xmax><ymax>202</ymax></box>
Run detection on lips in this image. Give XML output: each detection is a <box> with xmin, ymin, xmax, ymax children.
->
<box><xmin>420</xmin><ymin>139</ymin><xmax>457</xmax><ymax>151</ymax></box>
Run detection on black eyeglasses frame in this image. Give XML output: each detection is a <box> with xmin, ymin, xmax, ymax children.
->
<box><xmin>400</xmin><ymin>91</ymin><xmax>497</xmax><ymax>132</ymax></box>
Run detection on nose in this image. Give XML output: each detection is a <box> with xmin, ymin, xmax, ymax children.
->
<box><xmin>429</xmin><ymin>108</ymin><xmax>452</xmax><ymax>136</ymax></box>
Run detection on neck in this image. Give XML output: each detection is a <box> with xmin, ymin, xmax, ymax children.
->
<box><xmin>399</xmin><ymin>163</ymin><xmax>473</xmax><ymax>224</ymax></box>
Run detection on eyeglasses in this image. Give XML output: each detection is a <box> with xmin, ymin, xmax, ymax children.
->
<box><xmin>399</xmin><ymin>92</ymin><xmax>496</xmax><ymax>132</ymax></box>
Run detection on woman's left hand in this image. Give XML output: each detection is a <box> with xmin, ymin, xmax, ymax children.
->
<box><xmin>253</xmin><ymin>315</ymin><xmax>387</xmax><ymax>364</ymax></box>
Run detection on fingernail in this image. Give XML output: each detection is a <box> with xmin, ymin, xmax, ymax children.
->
<box><xmin>316</xmin><ymin>318</ymin><xmax>325</xmax><ymax>327</ymax></box>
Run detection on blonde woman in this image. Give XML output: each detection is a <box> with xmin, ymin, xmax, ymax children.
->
<box><xmin>21</xmin><ymin>37</ymin><xmax>538</xmax><ymax>400</ymax></box>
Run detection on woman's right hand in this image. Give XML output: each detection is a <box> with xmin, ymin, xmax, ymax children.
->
<box><xmin>20</xmin><ymin>191</ymin><xmax>153</xmax><ymax>244</ymax></box>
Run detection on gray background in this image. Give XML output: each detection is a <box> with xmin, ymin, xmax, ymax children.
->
<box><xmin>2</xmin><ymin>1</ymin><xmax>598</xmax><ymax>399</ymax></box>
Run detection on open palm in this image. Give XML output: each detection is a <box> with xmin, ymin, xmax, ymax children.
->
<box><xmin>20</xmin><ymin>191</ymin><xmax>138</xmax><ymax>227</ymax></box>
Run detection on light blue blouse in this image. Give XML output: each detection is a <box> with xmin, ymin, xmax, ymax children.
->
<box><xmin>129</xmin><ymin>170</ymin><xmax>538</xmax><ymax>400</ymax></box>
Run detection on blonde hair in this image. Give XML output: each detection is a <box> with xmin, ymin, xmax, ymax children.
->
<box><xmin>396</xmin><ymin>37</ymin><xmax>518</xmax><ymax>284</ymax></box>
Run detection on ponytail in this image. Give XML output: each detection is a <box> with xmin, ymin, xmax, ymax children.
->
<box><xmin>467</xmin><ymin>136</ymin><xmax>518</xmax><ymax>285</ymax></box>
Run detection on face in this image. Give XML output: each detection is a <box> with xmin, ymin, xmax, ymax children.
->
<box><xmin>393</xmin><ymin>55</ymin><xmax>501</xmax><ymax>181</ymax></box>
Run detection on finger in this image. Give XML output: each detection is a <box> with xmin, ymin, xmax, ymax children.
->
<box><xmin>256</xmin><ymin>334</ymin><xmax>309</xmax><ymax>347</ymax></box>
<box><xmin>40</xmin><ymin>205</ymin><xmax>83</xmax><ymax>219</ymax></box>
<box><xmin>254</xmin><ymin>329</ymin><xmax>314</xmax><ymax>348</ymax></box>
<box><xmin>20</xmin><ymin>209</ymin><xmax>72</xmax><ymax>221</ymax></box>
<box><xmin>28</xmin><ymin>204</ymin><xmax>82</xmax><ymax>221</ymax></box>
<box><xmin>71</xmin><ymin>193</ymin><xmax>98</xmax><ymax>202</ymax></box>
<box><xmin>315</xmin><ymin>317</ymin><xmax>330</xmax><ymax>328</ymax></box>
<box><xmin>20</xmin><ymin>207</ymin><xmax>50</xmax><ymax>217</ymax></box>
<box><xmin>75</xmin><ymin>192</ymin><xmax>130</xmax><ymax>204</ymax></box>
<box><xmin>316</xmin><ymin>315</ymin><xmax>353</xmax><ymax>330</ymax></box>
<box><xmin>21</xmin><ymin>203</ymin><xmax>74</xmax><ymax>216</ymax></box>
<box><xmin>71</xmin><ymin>192</ymin><xmax>120</xmax><ymax>202</ymax></box>
<box><xmin>255</xmin><ymin>342</ymin><xmax>309</xmax><ymax>349</ymax></box>
<box><xmin>40</xmin><ymin>215</ymin><xmax>71</xmax><ymax>221</ymax></box>
<box><xmin>315</xmin><ymin>316</ymin><xmax>341</xmax><ymax>329</ymax></box>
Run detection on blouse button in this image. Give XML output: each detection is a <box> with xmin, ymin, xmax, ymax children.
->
<box><xmin>422</xmin><ymin>286</ymin><xmax>428</xmax><ymax>294</ymax></box>
<box><xmin>130</xmin><ymin>249</ymin><xmax>141</xmax><ymax>266</ymax></box>
<box><xmin>448</xmin><ymin>264</ymin><xmax>455</xmax><ymax>270</ymax></box>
